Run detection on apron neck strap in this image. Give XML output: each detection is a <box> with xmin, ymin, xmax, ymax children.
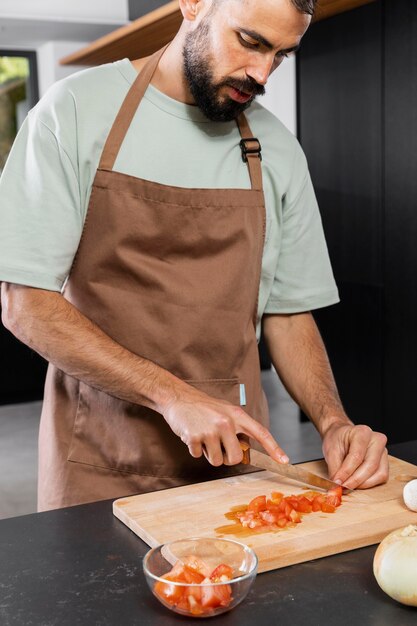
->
<box><xmin>236</xmin><ymin>113</ymin><xmax>263</xmax><ymax>191</ymax></box>
<box><xmin>99</xmin><ymin>46</ymin><xmax>263</xmax><ymax>192</ymax></box>
<box><xmin>98</xmin><ymin>45</ymin><xmax>167</xmax><ymax>171</ymax></box>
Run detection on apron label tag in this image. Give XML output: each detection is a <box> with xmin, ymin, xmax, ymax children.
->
<box><xmin>239</xmin><ymin>383</ymin><xmax>247</xmax><ymax>406</ymax></box>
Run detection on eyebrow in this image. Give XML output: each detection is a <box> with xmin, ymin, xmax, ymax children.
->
<box><xmin>239</xmin><ymin>28</ymin><xmax>300</xmax><ymax>54</ymax></box>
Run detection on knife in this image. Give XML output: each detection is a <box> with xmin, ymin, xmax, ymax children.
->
<box><xmin>239</xmin><ymin>441</ymin><xmax>351</xmax><ymax>494</ymax></box>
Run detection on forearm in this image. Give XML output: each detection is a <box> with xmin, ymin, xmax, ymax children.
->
<box><xmin>1</xmin><ymin>283</ymin><xmax>185</xmax><ymax>413</ymax></box>
<box><xmin>263</xmin><ymin>312</ymin><xmax>352</xmax><ymax>437</ymax></box>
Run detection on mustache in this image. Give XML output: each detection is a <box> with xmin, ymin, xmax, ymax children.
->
<box><xmin>222</xmin><ymin>77</ymin><xmax>265</xmax><ymax>97</ymax></box>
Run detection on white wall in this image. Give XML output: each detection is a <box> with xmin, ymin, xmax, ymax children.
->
<box><xmin>36</xmin><ymin>42</ymin><xmax>91</xmax><ymax>97</ymax></box>
<box><xmin>261</xmin><ymin>55</ymin><xmax>297</xmax><ymax>135</ymax></box>
<box><xmin>0</xmin><ymin>0</ymin><xmax>129</xmax><ymax>22</ymax></box>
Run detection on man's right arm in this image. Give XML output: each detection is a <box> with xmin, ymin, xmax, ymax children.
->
<box><xmin>1</xmin><ymin>283</ymin><xmax>287</xmax><ymax>467</ymax></box>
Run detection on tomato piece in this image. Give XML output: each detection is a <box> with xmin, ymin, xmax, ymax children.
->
<box><xmin>312</xmin><ymin>497</ymin><xmax>322</xmax><ymax>512</ymax></box>
<box><xmin>326</xmin><ymin>495</ymin><xmax>341</xmax><ymax>508</ymax></box>
<box><xmin>260</xmin><ymin>510</ymin><xmax>279</xmax><ymax>525</ymax></box>
<box><xmin>154</xmin><ymin>576</ymin><xmax>185</xmax><ymax>605</ymax></box>
<box><xmin>327</xmin><ymin>486</ymin><xmax>343</xmax><ymax>499</ymax></box>
<box><xmin>186</xmin><ymin>594</ymin><xmax>205</xmax><ymax>616</ymax></box>
<box><xmin>289</xmin><ymin>508</ymin><xmax>301</xmax><ymax>523</ymax></box>
<box><xmin>303</xmin><ymin>491</ymin><xmax>320</xmax><ymax>501</ymax></box>
<box><xmin>210</xmin><ymin>564</ymin><xmax>233</xmax><ymax>582</ymax></box>
<box><xmin>270</xmin><ymin>491</ymin><xmax>284</xmax><ymax>503</ymax></box>
<box><xmin>297</xmin><ymin>496</ymin><xmax>313</xmax><ymax>513</ymax></box>
<box><xmin>286</xmin><ymin>497</ymin><xmax>300</xmax><ymax>511</ymax></box>
<box><xmin>284</xmin><ymin>502</ymin><xmax>293</xmax><ymax>518</ymax></box>
<box><xmin>276</xmin><ymin>517</ymin><xmax>288</xmax><ymax>528</ymax></box>
<box><xmin>247</xmin><ymin>495</ymin><xmax>267</xmax><ymax>513</ymax></box>
<box><xmin>248</xmin><ymin>518</ymin><xmax>266</xmax><ymax>529</ymax></box>
<box><xmin>182</xmin><ymin>565</ymin><xmax>205</xmax><ymax>584</ymax></box>
<box><xmin>321</xmin><ymin>502</ymin><xmax>336</xmax><ymax>513</ymax></box>
<box><xmin>201</xmin><ymin>581</ymin><xmax>232</xmax><ymax>609</ymax></box>
<box><xmin>265</xmin><ymin>502</ymin><xmax>281</xmax><ymax>513</ymax></box>
<box><xmin>183</xmin><ymin>556</ymin><xmax>212</xmax><ymax>578</ymax></box>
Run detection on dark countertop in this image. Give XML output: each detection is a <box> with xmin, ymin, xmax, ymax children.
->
<box><xmin>1</xmin><ymin>441</ymin><xmax>416</xmax><ymax>626</ymax></box>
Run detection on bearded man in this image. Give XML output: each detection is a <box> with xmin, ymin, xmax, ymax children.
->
<box><xmin>0</xmin><ymin>0</ymin><xmax>388</xmax><ymax>511</ymax></box>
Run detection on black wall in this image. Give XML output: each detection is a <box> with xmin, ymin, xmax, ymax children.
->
<box><xmin>298</xmin><ymin>0</ymin><xmax>417</xmax><ymax>442</ymax></box>
<box><xmin>0</xmin><ymin>51</ymin><xmax>47</xmax><ymax>405</ymax></box>
<box><xmin>128</xmin><ymin>0</ymin><xmax>168</xmax><ymax>20</ymax></box>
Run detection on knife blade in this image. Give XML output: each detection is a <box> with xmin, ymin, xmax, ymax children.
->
<box><xmin>240</xmin><ymin>442</ymin><xmax>351</xmax><ymax>493</ymax></box>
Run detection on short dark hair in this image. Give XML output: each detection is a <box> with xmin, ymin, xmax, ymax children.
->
<box><xmin>291</xmin><ymin>0</ymin><xmax>317</xmax><ymax>15</ymax></box>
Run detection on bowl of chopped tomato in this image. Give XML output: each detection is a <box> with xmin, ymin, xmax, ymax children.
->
<box><xmin>143</xmin><ymin>537</ymin><xmax>258</xmax><ymax>618</ymax></box>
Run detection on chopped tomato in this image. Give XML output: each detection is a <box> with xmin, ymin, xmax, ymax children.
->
<box><xmin>247</xmin><ymin>495</ymin><xmax>267</xmax><ymax>513</ymax></box>
<box><xmin>154</xmin><ymin>575</ymin><xmax>185</xmax><ymax>605</ymax></box>
<box><xmin>154</xmin><ymin>558</ymin><xmax>234</xmax><ymax>616</ymax></box>
<box><xmin>259</xmin><ymin>510</ymin><xmax>280</xmax><ymax>524</ymax></box>
<box><xmin>297</xmin><ymin>496</ymin><xmax>313</xmax><ymax>513</ymax></box>
<box><xmin>182</xmin><ymin>564</ymin><xmax>205</xmax><ymax>584</ymax></box>
<box><xmin>270</xmin><ymin>491</ymin><xmax>284</xmax><ymax>503</ymax></box>
<box><xmin>327</xmin><ymin>486</ymin><xmax>343</xmax><ymax>499</ymax></box>
<box><xmin>183</xmin><ymin>555</ymin><xmax>212</xmax><ymax>577</ymax></box>
<box><xmin>312</xmin><ymin>495</ymin><xmax>325</xmax><ymax>512</ymax></box>
<box><xmin>201</xmin><ymin>581</ymin><xmax>232</xmax><ymax>609</ymax></box>
<box><xmin>232</xmin><ymin>486</ymin><xmax>343</xmax><ymax>532</ymax></box>
<box><xmin>248</xmin><ymin>517</ymin><xmax>266</xmax><ymax>529</ymax></box>
<box><xmin>289</xmin><ymin>508</ymin><xmax>301</xmax><ymax>523</ymax></box>
<box><xmin>210</xmin><ymin>564</ymin><xmax>233</xmax><ymax>582</ymax></box>
<box><xmin>321</xmin><ymin>502</ymin><xmax>336</xmax><ymax>513</ymax></box>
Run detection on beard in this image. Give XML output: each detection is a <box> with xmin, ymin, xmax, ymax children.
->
<box><xmin>182</xmin><ymin>19</ymin><xmax>265</xmax><ymax>122</ymax></box>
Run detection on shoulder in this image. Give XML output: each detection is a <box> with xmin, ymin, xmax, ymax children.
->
<box><xmin>28</xmin><ymin>61</ymin><xmax>133</xmax><ymax>139</ymax></box>
<box><xmin>245</xmin><ymin>101</ymin><xmax>309</xmax><ymax>190</ymax></box>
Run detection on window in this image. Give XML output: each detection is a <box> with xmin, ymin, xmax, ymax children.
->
<box><xmin>0</xmin><ymin>50</ymin><xmax>38</xmax><ymax>174</ymax></box>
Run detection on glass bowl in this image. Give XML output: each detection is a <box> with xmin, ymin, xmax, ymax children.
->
<box><xmin>143</xmin><ymin>537</ymin><xmax>258</xmax><ymax>618</ymax></box>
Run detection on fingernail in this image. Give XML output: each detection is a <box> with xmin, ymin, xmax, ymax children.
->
<box><xmin>334</xmin><ymin>478</ymin><xmax>342</xmax><ymax>485</ymax></box>
<box><xmin>279</xmin><ymin>455</ymin><xmax>289</xmax><ymax>463</ymax></box>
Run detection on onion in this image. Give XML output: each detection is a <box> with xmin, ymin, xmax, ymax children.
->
<box><xmin>373</xmin><ymin>525</ymin><xmax>417</xmax><ymax>606</ymax></box>
<box><xmin>403</xmin><ymin>479</ymin><xmax>417</xmax><ymax>512</ymax></box>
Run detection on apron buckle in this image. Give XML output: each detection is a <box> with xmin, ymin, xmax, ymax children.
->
<box><xmin>240</xmin><ymin>137</ymin><xmax>262</xmax><ymax>163</ymax></box>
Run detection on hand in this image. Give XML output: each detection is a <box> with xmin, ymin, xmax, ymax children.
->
<box><xmin>162</xmin><ymin>385</ymin><xmax>289</xmax><ymax>467</ymax></box>
<box><xmin>322</xmin><ymin>422</ymin><xmax>389</xmax><ymax>489</ymax></box>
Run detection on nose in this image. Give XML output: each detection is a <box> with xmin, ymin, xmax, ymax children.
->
<box><xmin>246</xmin><ymin>54</ymin><xmax>281</xmax><ymax>86</ymax></box>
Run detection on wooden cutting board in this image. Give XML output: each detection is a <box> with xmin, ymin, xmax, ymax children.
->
<box><xmin>113</xmin><ymin>455</ymin><xmax>417</xmax><ymax>572</ymax></box>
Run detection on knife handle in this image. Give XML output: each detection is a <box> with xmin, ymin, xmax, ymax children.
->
<box><xmin>239</xmin><ymin>440</ymin><xmax>251</xmax><ymax>465</ymax></box>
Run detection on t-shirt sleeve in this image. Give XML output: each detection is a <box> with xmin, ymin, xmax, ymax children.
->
<box><xmin>264</xmin><ymin>144</ymin><xmax>339</xmax><ymax>314</ymax></box>
<box><xmin>0</xmin><ymin>100</ymin><xmax>83</xmax><ymax>292</ymax></box>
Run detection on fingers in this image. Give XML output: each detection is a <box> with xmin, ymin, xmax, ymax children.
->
<box><xmin>240</xmin><ymin>418</ymin><xmax>289</xmax><ymax>463</ymax></box>
<box><xmin>221</xmin><ymin>431</ymin><xmax>244</xmax><ymax>466</ymax></box>
<box><xmin>355</xmin><ymin>448</ymin><xmax>389</xmax><ymax>489</ymax></box>
<box><xmin>174</xmin><ymin>397</ymin><xmax>286</xmax><ymax>468</ymax></box>
<box><xmin>188</xmin><ymin>441</ymin><xmax>203</xmax><ymax>459</ymax></box>
<box><xmin>330</xmin><ymin>425</ymin><xmax>388</xmax><ymax>489</ymax></box>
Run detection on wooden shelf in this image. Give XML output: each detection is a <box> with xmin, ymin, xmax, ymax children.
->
<box><xmin>60</xmin><ymin>0</ymin><xmax>376</xmax><ymax>66</ymax></box>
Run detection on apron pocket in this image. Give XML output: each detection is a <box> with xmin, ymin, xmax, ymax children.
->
<box><xmin>67</xmin><ymin>377</ymin><xmax>242</xmax><ymax>478</ymax></box>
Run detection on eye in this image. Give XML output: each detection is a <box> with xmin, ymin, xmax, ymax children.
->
<box><xmin>237</xmin><ymin>33</ymin><xmax>259</xmax><ymax>49</ymax></box>
<box><xmin>276</xmin><ymin>51</ymin><xmax>289</xmax><ymax>60</ymax></box>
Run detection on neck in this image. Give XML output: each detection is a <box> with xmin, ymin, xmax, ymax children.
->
<box><xmin>132</xmin><ymin>32</ymin><xmax>195</xmax><ymax>105</ymax></box>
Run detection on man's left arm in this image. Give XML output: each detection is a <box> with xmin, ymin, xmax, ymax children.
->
<box><xmin>262</xmin><ymin>311</ymin><xmax>389</xmax><ymax>489</ymax></box>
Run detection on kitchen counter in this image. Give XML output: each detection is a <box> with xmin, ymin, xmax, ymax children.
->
<box><xmin>1</xmin><ymin>441</ymin><xmax>416</xmax><ymax>625</ymax></box>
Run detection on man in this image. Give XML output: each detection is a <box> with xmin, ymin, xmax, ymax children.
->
<box><xmin>0</xmin><ymin>0</ymin><xmax>388</xmax><ymax>511</ymax></box>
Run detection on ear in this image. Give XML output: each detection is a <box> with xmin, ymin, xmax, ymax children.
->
<box><xmin>179</xmin><ymin>0</ymin><xmax>202</xmax><ymax>21</ymax></box>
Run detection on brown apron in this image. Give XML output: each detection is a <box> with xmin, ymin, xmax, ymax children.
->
<box><xmin>38</xmin><ymin>46</ymin><xmax>270</xmax><ymax>511</ymax></box>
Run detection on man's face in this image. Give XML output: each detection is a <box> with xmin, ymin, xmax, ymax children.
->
<box><xmin>183</xmin><ymin>0</ymin><xmax>310</xmax><ymax>122</ymax></box>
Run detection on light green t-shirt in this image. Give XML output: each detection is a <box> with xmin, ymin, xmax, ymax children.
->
<box><xmin>0</xmin><ymin>59</ymin><xmax>339</xmax><ymax>338</ymax></box>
